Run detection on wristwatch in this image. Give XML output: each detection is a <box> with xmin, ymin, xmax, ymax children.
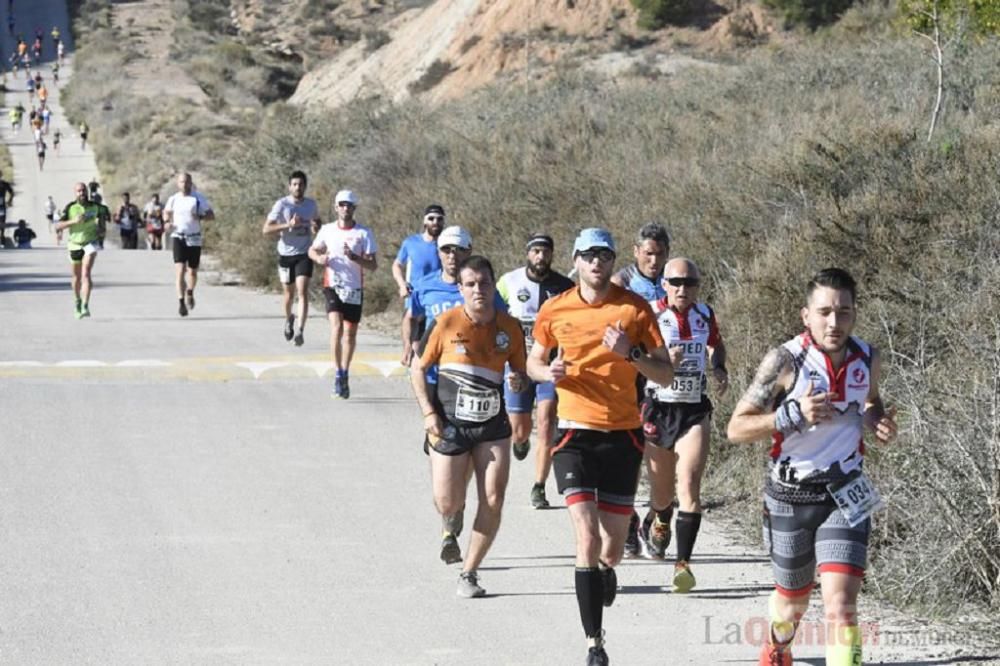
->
<box><xmin>628</xmin><ymin>346</ymin><xmax>642</xmax><ymax>362</ymax></box>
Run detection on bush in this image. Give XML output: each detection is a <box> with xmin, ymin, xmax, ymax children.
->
<box><xmin>630</xmin><ymin>0</ymin><xmax>701</xmax><ymax>29</ymax></box>
<box><xmin>764</xmin><ymin>0</ymin><xmax>857</xmax><ymax>28</ymax></box>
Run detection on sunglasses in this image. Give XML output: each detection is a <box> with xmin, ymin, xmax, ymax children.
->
<box><xmin>665</xmin><ymin>277</ymin><xmax>700</xmax><ymax>287</ymax></box>
<box><xmin>337</xmin><ymin>202</ymin><xmax>355</xmax><ymax>208</ymax></box>
<box><xmin>439</xmin><ymin>245</ymin><xmax>466</xmax><ymax>255</ymax></box>
<box><xmin>576</xmin><ymin>249</ymin><xmax>615</xmax><ymax>264</ymax></box>
<box><xmin>425</xmin><ymin>215</ymin><xmax>444</xmax><ymax>222</ymax></box>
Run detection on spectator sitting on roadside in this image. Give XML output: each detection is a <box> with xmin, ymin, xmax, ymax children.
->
<box><xmin>13</xmin><ymin>220</ymin><xmax>37</xmax><ymax>248</ymax></box>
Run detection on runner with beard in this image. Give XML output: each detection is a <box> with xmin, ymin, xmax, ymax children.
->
<box><xmin>393</xmin><ymin>204</ymin><xmax>445</xmax><ymax>365</ymax></box>
<box><xmin>496</xmin><ymin>233</ymin><xmax>574</xmax><ymax>508</ymax></box>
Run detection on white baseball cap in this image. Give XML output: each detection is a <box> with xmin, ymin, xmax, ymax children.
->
<box><xmin>437</xmin><ymin>225</ymin><xmax>472</xmax><ymax>250</ymax></box>
<box><xmin>335</xmin><ymin>189</ymin><xmax>358</xmax><ymax>205</ymax></box>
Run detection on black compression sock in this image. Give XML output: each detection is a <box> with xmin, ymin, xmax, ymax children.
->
<box><xmin>656</xmin><ymin>506</ymin><xmax>674</xmax><ymax>525</ymax></box>
<box><xmin>675</xmin><ymin>511</ymin><xmax>702</xmax><ymax>562</ymax></box>
<box><xmin>575</xmin><ymin>567</ymin><xmax>603</xmax><ymax>638</ymax></box>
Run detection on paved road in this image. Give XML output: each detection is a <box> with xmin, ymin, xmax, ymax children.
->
<box><xmin>0</xmin><ymin>2</ymin><xmax>992</xmax><ymax>665</ymax></box>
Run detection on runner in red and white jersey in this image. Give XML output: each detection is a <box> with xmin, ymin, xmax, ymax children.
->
<box><xmin>727</xmin><ymin>268</ymin><xmax>898</xmax><ymax>666</ymax></box>
<box><xmin>639</xmin><ymin>258</ymin><xmax>728</xmax><ymax>594</ymax></box>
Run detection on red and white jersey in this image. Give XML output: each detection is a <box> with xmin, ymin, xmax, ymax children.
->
<box><xmin>311</xmin><ymin>222</ymin><xmax>377</xmax><ymax>290</ymax></box>
<box><xmin>646</xmin><ymin>300</ymin><xmax>721</xmax><ymax>403</ymax></box>
<box><xmin>770</xmin><ymin>332</ymin><xmax>872</xmax><ymax>485</ymax></box>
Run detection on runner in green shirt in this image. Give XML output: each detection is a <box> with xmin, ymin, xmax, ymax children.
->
<box><xmin>55</xmin><ymin>183</ymin><xmax>102</xmax><ymax>319</ymax></box>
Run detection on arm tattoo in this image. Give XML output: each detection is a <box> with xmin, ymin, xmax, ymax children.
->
<box><xmin>741</xmin><ymin>347</ymin><xmax>793</xmax><ymax>410</ymax></box>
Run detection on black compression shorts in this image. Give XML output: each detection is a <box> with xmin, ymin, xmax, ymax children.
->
<box><xmin>552</xmin><ymin>427</ymin><xmax>644</xmax><ymax>515</ymax></box>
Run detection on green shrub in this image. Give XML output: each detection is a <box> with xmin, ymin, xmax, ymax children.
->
<box><xmin>629</xmin><ymin>0</ymin><xmax>701</xmax><ymax>29</ymax></box>
<box><xmin>899</xmin><ymin>0</ymin><xmax>1000</xmax><ymax>35</ymax></box>
<box><xmin>764</xmin><ymin>0</ymin><xmax>857</xmax><ymax>28</ymax></box>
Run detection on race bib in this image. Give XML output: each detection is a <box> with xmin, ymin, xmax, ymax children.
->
<box><xmin>334</xmin><ymin>285</ymin><xmax>362</xmax><ymax>305</ymax></box>
<box><xmin>278</xmin><ymin>265</ymin><xmax>291</xmax><ymax>283</ymax></box>
<box><xmin>520</xmin><ymin>319</ymin><xmax>535</xmax><ymax>350</ymax></box>
<box><xmin>827</xmin><ymin>471</ymin><xmax>885</xmax><ymax>527</ymax></box>
<box><xmin>183</xmin><ymin>232</ymin><xmax>202</xmax><ymax>247</ymax></box>
<box><xmin>455</xmin><ymin>386</ymin><xmax>501</xmax><ymax>423</ymax></box>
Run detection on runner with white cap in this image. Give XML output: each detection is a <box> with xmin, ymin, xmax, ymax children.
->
<box><xmin>308</xmin><ymin>189</ymin><xmax>378</xmax><ymax>399</ymax></box>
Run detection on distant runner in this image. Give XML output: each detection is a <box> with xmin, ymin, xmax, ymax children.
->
<box><xmin>143</xmin><ymin>193</ymin><xmax>164</xmax><ymax>250</ymax></box>
<box><xmin>113</xmin><ymin>192</ymin><xmax>141</xmax><ymax>249</ymax></box>
<box><xmin>55</xmin><ymin>183</ymin><xmax>102</xmax><ymax>319</ymax></box>
<box><xmin>263</xmin><ymin>170</ymin><xmax>321</xmax><ymax>346</ymax></box>
<box><xmin>392</xmin><ymin>204</ymin><xmax>444</xmax><ymax>365</ymax></box>
<box><xmin>0</xmin><ymin>172</ymin><xmax>14</xmax><ymax>247</ymax></box>
<box><xmin>308</xmin><ymin>189</ymin><xmax>377</xmax><ymax>398</ymax></box>
<box><xmin>163</xmin><ymin>173</ymin><xmax>215</xmax><ymax>317</ymax></box>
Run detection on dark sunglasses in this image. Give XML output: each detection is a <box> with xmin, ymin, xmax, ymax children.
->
<box><xmin>665</xmin><ymin>277</ymin><xmax>700</xmax><ymax>287</ymax></box>
<box><xmin>439</xmin><ymin>245</ymin><xmax>465</xmax><ymax>255</ymax></box>
<box><xmin>576</xmin><ymin>249</ymin><xmax>615</xmax><ymax>263</ymax></box>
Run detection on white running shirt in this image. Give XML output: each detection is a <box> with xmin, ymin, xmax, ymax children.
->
<box><xmin>311</xmin><ymin>222</ymin><xmax>377</xmax><ymax>290</ymax></box>
<box><xmin>164</xmin><ymin>191</ymin><xmax>212</xmax><ymax>237</ymax></box>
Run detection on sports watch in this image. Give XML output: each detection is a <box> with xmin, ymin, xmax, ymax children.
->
<box><xmin>628</xmin><ymin>346</ymin><xmax>643</xmax><ymax>362</ymax></box>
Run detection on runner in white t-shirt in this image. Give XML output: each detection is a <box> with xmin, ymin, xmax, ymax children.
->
<box><xmin>163</xmin><ymin>172</ymin><xmax>214</xmax><ymax>317</ymax></box>
<box><xmin>262</xmin><ymin>170</ymin><xmax>322</xmax><ymax>346</ymax></box>
<box><xmin>307</xmin><ymin>189</ymin><xmax>377</xmax><ymax>399</ymax></box>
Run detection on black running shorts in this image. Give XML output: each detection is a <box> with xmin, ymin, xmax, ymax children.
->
<box><xmin>425</xmin><ymin>413</ymin><xmax>512</xmax><ymax>456</ymax></box>
<box><xmin>172</xmin><ymin>237</ymin><xmax>201</xmax><ymax>269</ymax></box>
<box><xmin>323</xmin><ymin>287</ymin><xmax>363</xmax><ymax>323</ymax></box>
<box><xmin>69</xmin><ymin>248</ymin><xmax>85</xmax><ymax>263</ymax></box>
<box><xmin>640</xmin><ymin>395</ymin><xmax>712</xmax><ymax>450</ymax></box>
<box><xmin>552</xmin><ymin>428</ymin><xmax>644</xmax><ymax>515</ymax></box>
<box><xmin>277</xmin><ymin>254</ymin><xmax>313</xmax><ymax>284</ymax></box>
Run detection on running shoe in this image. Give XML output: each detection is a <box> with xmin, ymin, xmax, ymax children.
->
<box><xmin>185</xmin><ymin>290</ymin><xmax>195</xmax><ymax>311</ymax></box>
<box><xmin>74</xmin><ymin>302</ymin><xmax>83</xmax><ymax>319</ymax></box>
<box><xmin>623</xmin><ymin>511</ymin><xmax>641</xmax><ymax>559</ymax></box>
<box><xmin>80</xmin><ymin>303</ymin><xmax>91</xmax><ymax>318</ymax></box>
<box><xmin>293</xmin><ymin>331</ymin><xmax>304</xmax><ymax>347</ymax></box>
<box><xmin>284</xmin><ymin>316</ymin><xmax>294</xmax><ymax>341</ymax></box>
<box><xmin>179</xmin><ymin>299</ymin><xmax>188</xmax><ymax>317</ymax></box>
<box><xmin>332</xmin><ymin>375</ymin><xmax>344</xmax><ymax>399</ymax></box>
<box><xmin>600</xmin><ymin>566</ymin><xmax>617</xmax><ymax>607</ymax></box>
<box><xmin>530</xmin><ymin>484</ymin><xmax>550</xmax><ymax>509</ymax></box>
<box><xmin>440</xmin><ymin>533</ymin><xmax>462</xmax><ymax>565</ymax></box>
<box><xmin>759</xmin><ymin>637</ymin><xmax>793</xmax><ymax>666</ymax></box>
<box><xmin>645</xmin><ymin>516</ymin><xmax>671</xmax><ymax>560</ymax></box>
<box><xmin>341</xmin><ymin>375</ymin><xmax>350</xmax><ymax>399</ymax></box>
<box><xmin>457</xmin><ymin>571</ymin><xmax>485</xmax><ymax>598</ymax></box>
<box><xmin>672</xmin><ymin>560</ymin><xmax>696</xmax><ymax>593</ymax></box>
<box><xmin>586</xmin><ymin>632</ymin><xmax>609</xmax><ymax>666</ymax></box>
<box><xmin>512</xmin><ymin>440</ymin><xmax>530</xmax><ymax>461</ymax></box>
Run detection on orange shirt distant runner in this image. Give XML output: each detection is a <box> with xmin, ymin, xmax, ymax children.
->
<box><xmin>532</xmin><ymin>284</ymin><xmax>665</xmax><ymax>431</ymax></box>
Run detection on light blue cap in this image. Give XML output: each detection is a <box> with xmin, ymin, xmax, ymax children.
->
<box><xmin>572</xmin><ymin>228</ymin><xmax>616</xmax><ymax>256</ymax></box>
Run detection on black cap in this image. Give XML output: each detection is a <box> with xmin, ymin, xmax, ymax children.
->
<box><xmin>525</xmin><ymin>234</ymin><xmax>554</xmax><ymax>250</ymax></box>
<box><xmin>424</xmin><ymin>204</ymin><xmax>445</xmax><ymax>217</ymax></box>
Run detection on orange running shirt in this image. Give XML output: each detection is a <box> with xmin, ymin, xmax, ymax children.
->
<box><xmin>419</xmin><ymin>306</ymin><xmax>527</xmax><ymax>425</ymax></box>
<box><xmin>532</xmin><ymin>284</ymin><xmax>665</xmax><ymax>430</ymax></box>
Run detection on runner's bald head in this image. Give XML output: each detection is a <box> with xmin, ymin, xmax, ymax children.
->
<box><xmin>664</xmin><ymin>257</ymin><xmax>699</xmax><ymax>280</ymax></box>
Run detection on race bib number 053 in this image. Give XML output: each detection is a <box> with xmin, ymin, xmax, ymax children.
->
<box><xmin>827</xmin><ymin>471</ymin><xmax>885</xmax><ymax>527</ymax></box>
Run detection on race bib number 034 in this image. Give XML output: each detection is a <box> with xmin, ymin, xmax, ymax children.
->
<box><xmin>455</xmin><ymin>387</ymin><xmax>500</xmax><ymax>423</ymax></box>
<box><xmin>827</xmin><ymin>471</ymin><xmax>885</xmax><ymax>527</ymax></box>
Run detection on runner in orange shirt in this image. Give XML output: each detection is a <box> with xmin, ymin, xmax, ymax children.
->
<box><xmin>527</xmin><ymin>228</ymin><xmax>674</xmax><ymax>666</ymax></box>
<box><xmin>411</xmin><ymin>255</ymin><xmax>528</xmax><ymax>599</ymax></box>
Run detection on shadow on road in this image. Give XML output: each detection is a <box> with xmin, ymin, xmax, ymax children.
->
<box><xmin>0</xmin><ymin>272</ymin><xmax>67</xmax><ymax>291</ymax></box>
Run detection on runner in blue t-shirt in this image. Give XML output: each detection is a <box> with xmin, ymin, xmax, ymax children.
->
<box><xmin>393</xmin><ymin>204</ymin><xmax>445</xmax><ymax>365</ymax></box>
